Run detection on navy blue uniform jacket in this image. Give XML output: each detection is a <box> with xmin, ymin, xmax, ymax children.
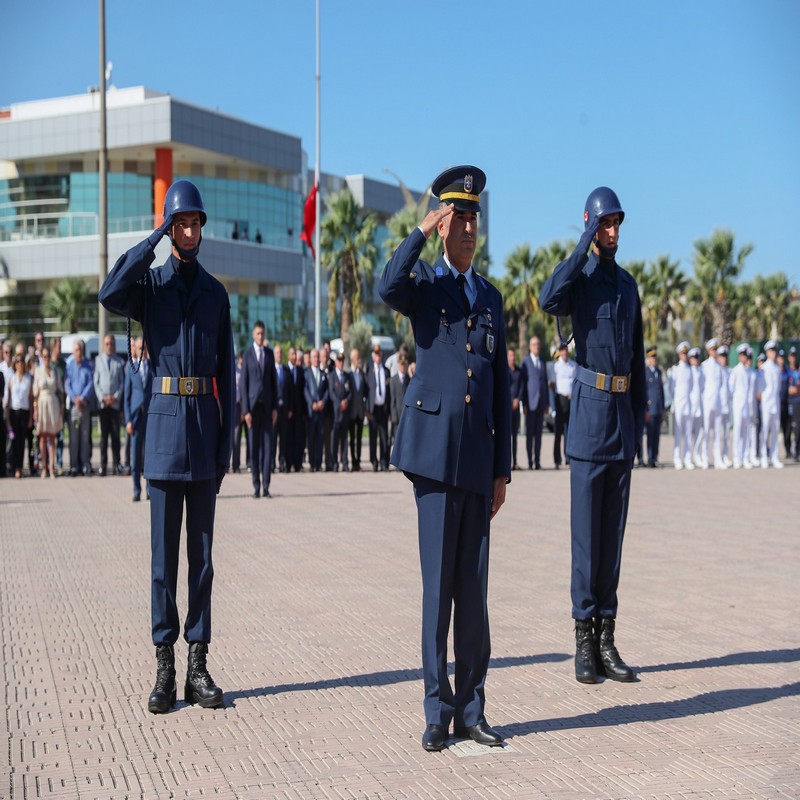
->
<box><xmin>646</xmin><ymin>366</ymin><xmax>665</xmax><ymax>418</ymax></box>
<box><xmin>124</xmin><ymin>361</ymin><xmax>153</xmax><ymax>430</ymax></box>
<box><xmin>378</xmin><ymin>228</ymin><xmax>512</xmax><ymax>497</ymax></box>
<box><xmin>99</xmin><ymin>241</ymin><xmax>236</xmax><ymax>481</ymax></box>
<box><xmin>539</xmin><ymin>250</ymin><xmax>645</xmax><ymax>462</ymax></box>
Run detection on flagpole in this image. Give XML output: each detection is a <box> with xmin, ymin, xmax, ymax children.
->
<box><xmin>313</xmin><ymin>0</ymin><xmax>321</xmax><ymax>349</ymax></box>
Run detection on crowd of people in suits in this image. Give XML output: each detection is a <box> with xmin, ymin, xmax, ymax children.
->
<box><xmin>230</xmin><ymin>333</ymin><xmax>414</xmax><ymax>488</ymax></box>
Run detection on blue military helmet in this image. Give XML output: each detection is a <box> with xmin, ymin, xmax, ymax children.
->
<box><xmin>584</xmin><ymin>186</ymin><xmax>625</xmax><ymax>229</ymax></box>
<box><xmin>163</xmin><ymin>179</ymin><xmax>207</xmax><ymax>227</ymax></box>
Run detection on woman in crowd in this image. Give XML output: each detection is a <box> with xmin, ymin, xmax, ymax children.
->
<box><xmin>4</xmin><ymin>354</ymin><xmax>33</xmax><ymax>478</ymax></box>
<box><xmin>33</xmin><ymin>346</ymin><xmax>64</xmax><ymax>479</ymax></box>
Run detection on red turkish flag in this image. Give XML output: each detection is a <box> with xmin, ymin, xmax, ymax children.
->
<box><xmin>299</xmin><ymin>183</ymin><xmax>318</xmax><ymax>256</ymax></box>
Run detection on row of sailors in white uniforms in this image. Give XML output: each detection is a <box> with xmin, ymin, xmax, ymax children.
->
<box><xmin>668</xmin><ymin>339</ymin><xmax>783</xmax><ymax>470</ymax></box>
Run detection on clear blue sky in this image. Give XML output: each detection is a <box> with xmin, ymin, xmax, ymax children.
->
<box><xmin>3</xmin><ymin>0</ymin><xmax>798</xmax><ymax>289</ymax></box>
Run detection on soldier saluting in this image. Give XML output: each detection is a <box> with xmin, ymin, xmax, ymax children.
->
<box><xmin>379</xmin><ymin>166</ymin><xmax>511</xmax><ymax>752</ymax></box>
<box><xmin>100</xmin><ymin>180</ymin><xmax>235</xmax><ymax>714</ymax></box>
<box><xmin>540</xmin><ymin>187</ymin><xmax>646</xmax><ymax>685</ymax></box>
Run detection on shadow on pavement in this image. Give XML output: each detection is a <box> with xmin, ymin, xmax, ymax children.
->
<box><xmin>225</xmin><ymin>652</ymin><xmax>570</xmax><ymax>704</ymax></box>
<box><xmin>637</xmin><ymin>647</ymin><xmax>800</xmax><ymax>673</ymax></box>
<box><xmin>498</xmin><ymin>681</ymin><xmax>800</xmax><ymax>739</ymax></box>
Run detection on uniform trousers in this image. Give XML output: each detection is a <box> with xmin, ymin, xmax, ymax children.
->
<box><xmin>645</xmin><ymin>413</ymin><xmax>661</xmax><ymax>464</ymax></box>
<box><xmin>731</xmin><ymin>410</ymin><xmax>750</xmax><ymax>466</ymax></box>
<box><xmin>510</xmin><ymin>406</ymin><xmax>520</xmax><ymax>467</ymax></box>
<box><xmin>719</xmin><ymin>411</ymin><xmax>731</xmax><ymax>462</ymax></box>
<box><xmin>672</xmin><ymin>410</ymin><xmax>692</xmax><ymax>467</ymax></box>
<box><xmin>413</xmin><ymin>475</ymin><xmax>491</xmax><ymax>729</ymax></box>
<box><xmin>569</xmin><ymin>458</ymin><xmax>631</xmax><ymax>620</ymax></box>
<box><xmin>760</xmin><ymin>409</ymin><xmax>781</xmax><ymax>464</ymax></box>
<box><xmin>248</xmin><ymin>404</ymin><xmax>273</xmax><ymax>492</ymax></box>
<box><xmin>702</xmin><ymin>407</ymin><xmax>723</xmax><ymax>466</ymax></box>
<box><xmin>149</xmin><ymin>478</ymin><xmax>216</xmax><ymax>646</ymax></box>
<box><xmin>130</xmin><ymin>418</ymin><xmax>147</xmax><ymax>497</ymax></box>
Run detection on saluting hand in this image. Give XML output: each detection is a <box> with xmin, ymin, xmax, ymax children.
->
<box><xmin>419</xmin><ymin>204</ymin><xmax>454</xmax><ymax>238</ymax></box>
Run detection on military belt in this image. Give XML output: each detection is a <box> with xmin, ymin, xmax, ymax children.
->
<box><xmin>576</xmin><ymin>365</ymin><xmax>629</xmax><ymax>393</ymax></box>
<box><xmin>152</xmin><ymin>377</ymin><xmax>213</xmax><ymax>396</ymax></box>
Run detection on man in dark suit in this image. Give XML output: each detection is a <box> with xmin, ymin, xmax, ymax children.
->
<box><xmin>328</xmin><ymin>350</ymin><xmax>352</xmax><ymax>471</ymax></box>
<box><xmin>365</xmin><ymin>343</ymin><xmax>391</xmax><ymax>471</ymax></box>
<box><xmin>379</xmin><ymin>165</ymin><xmax>511</xmax><ymax>752</ymax></box>
<box><xmin>287</xmin><ymin>347</ymin><xmax>305</xmax><ymax>472</ymax></box>
<box><xmin>124</xmin><ymin>337</ymin><xmax>153</xmax><ymax>501</ymax></box>
<box><xmin>507</xmin><ymin>348</ymin><xmax>522</xmax><ymax>470</ymax></box>
<box><xmin>348</xmin><ymin>347</ymin><xmax>368</xmax><ymax>471</ymax></box>
<box><xmin>304</xmin><ymin>348</ymin><xmax>328</xmax><ymax>472</ymax></box>
<box><xmin>644</xmin><ymin>346</ymin><xmax>665</xmax><ymax>467</ymax></box>
<box><xmin>519</xmin><ymin>335</ymin><xmax>549</xmax><ymax>469</ymax></box>
<box><xmin>389</xmin><ymin>352</ymin><xmax>410</xmax><ymax>438</ymax></box>
<box><xmin>241</xmin><ymin>321</ymin><xmax>278</xmax><ymax>498</ymax></box>
<box><xmin>271</xmin><ymin>344</ymin><xmax>291</xmax><ymax>473</ymax></box>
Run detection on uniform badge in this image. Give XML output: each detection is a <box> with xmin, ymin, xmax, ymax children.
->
<box><xmin>435</xmin><ymin>265</ymin><xmax>444</xmax><ymax>276</ymax></box>
<box><xmin>486</xmin><ymin>332</ymin><xmax>495</xmax><ymax>354</ymax></box>
<box><xmin>464</xmin><ymin>174</ymin><xmax>473</xmax><ymax>192</ymax></box>
<box><xmin>185</xmin><ymin>378</ymin><xmax>194</xmax><ymax>395</ymax></box>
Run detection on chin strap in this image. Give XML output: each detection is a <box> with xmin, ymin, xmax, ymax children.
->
<box><xmin>169</xmin><ymin>232</ymin><xmax>202</xmax><ymax>261</ymax></box>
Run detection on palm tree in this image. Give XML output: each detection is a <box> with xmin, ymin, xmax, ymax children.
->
<box><xmin>320</xmin><ymin>188</ymin><xmax>379</xmax><ymax>347</ymax></box>
<box><xmin>690</xmin><ymin>229</ymin><xmax>753</xmax><ymax>344</ymax></box>
<box><xmin>503</xmin><ymin>244</ymin><xmax>540</xmax><ymax>353</ymax></box>
<box><xmin>41</xmin><ymin>276</ymin><xmax>91</xmax><ymax>333</ymax></box>
<box><xmin>749</xmin><ymin>272</ymin><xmax>794</xmax><ymax>340</ymax></box>
<box><xmin>647</xmin><ymin>255</ymin><xmax>688</xmax><ymax>345</ymax></box>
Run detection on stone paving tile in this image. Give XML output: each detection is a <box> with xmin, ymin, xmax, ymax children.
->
<box><xmin>1</xmin><ymin>434</ymin><xmax>799</xmax><ymax>798</ymax></box>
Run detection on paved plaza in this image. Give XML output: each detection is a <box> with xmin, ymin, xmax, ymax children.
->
<box><xmin>1</xmin><ymin>434</ymin><xmax>798</xmax><ymax>799</ymax></box>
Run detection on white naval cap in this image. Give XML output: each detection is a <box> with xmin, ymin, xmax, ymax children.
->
<box><xmin>688</xmin><ymin>347</ymin><xmax>701</xmax><ymax>359</ymax></box>
<box><xmin>676</xmin><ymin>341</ymin><xmax>690</xmax><ymax>354</ymax></box>
<box><xmin>764</xmin><ymin>339</ymin><xmax>777</xmax><ymax>351</ymax></box>
<box><xmin>705</xmin><ymin>338</ymin><xmax>719</xmax><ymax>350</ymax></box>
<box><xmin>736</xmin><ymin>343</ymin><xmax>749</xmax><ymax>355</ymax></box>
<box><xmin>757</xmin><ymin>352</ymin><xmax>767</xmax><ymax>362</ymax></box>
<box><xmin>717</xmin><ymin>344</ymin><xmax>729</xmax><ymax>356</ymax></box>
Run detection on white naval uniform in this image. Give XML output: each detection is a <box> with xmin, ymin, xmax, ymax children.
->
<box><xmin>668</xmin><ymin>360</ymin><xmax>694</xmax><ymax>468</ymax></box>
<box><xmin>701</xmin><ymin>356</ymin><xmax>725</xmax><ymax>468</ymax></box>
<box><xmin>747</xmin><ymin>368</ymin><xmax>760</xmax><ymax>465</ymax></box>
<box><xmin>718</xmin><ymin>361</ymin><xmax>731</xmax><ymax>464</ymax></box>
<box><xmin>759</xmin><ymin>358</ymin><xmax>783</xmax><ymax>467</ymax></box>
<box><xmin>729</xmin><ymin>362</ymin><xmax>751</xmax><ymax>467</ymax></box>
<box><xmin>690</xmin><ymin>364</ymin><xmax>705</xmax><ymax>466</ymax></box>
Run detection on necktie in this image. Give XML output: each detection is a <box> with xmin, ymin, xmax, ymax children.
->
<box><xmin>376</xmin><ymin>366</ymin><xmax>384</xmax><ymax>401</ymax></box>
<box><xmin>456</xmin><ymin>273</ymin><xmax>470</xmax><ymax>315</ymax></box>
<box><xmin>258</xmin><ymin>347</ymin><xmax>263</xmax><ymax>371</ymax></box>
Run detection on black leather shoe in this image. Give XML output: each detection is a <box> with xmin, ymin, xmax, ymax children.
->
<box><xmin>422</xmin><ymin>724</ymin><xmax>448</xmax><ymax>751</ymax></box>
<box><xmin>595</xmin><ymin>617</ymin><xmax>635</xmax><ymax>682</ymax></box>
<box><xmin>454</xmin><ymin>721</ymin><xmax>503</xmax><ymax>746</ymax></box>
<box><xmin>252</xmin><ymin>489</ymin><xmax>260</xmax><ymax>499</ymax></box>
<box><xmin>263</xmin><ymin>490</ymin><xmax>271</xmax><ymax>498</ymax></box>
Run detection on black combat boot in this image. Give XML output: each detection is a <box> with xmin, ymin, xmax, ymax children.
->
<box><xmin>574</xmin><ymin>619</ymin><xmax>598</xmax><ymax>683</ymax></box>
<box><xmin>147</xmin><ymin>644</ymin><xmax>176</xmax><ymax>714</ymax></box>
<box><xmin>595</xmin><ymin>617</ymin><xmax>635</xmax><ymax>682</ymax></box>
<box><xmin>184</xmin><ymin>642</ymin><xmax>224</xmax><ymax>708</ymax></box>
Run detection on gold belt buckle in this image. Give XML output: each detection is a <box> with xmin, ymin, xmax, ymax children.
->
<box><xmin>179</xmin><ymin>377</ymin><xmax>199</xmax><ymax>396</ymax></box>
<box><xmin>612</xmin><ymin>375</ymin><xmax>628</xmax><ymax>393</ymax></box>
<box><xmin>595</xmin><ymin>372</ymin><xmax>607</xmax><ymax>391</ymax></box>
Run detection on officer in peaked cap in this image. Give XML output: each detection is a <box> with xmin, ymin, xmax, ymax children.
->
<box><xmin>430</xmin><ymin>165</ymin><xmax>486</xmax><ymax>213</ymax></box>
<box><xmin>100</xmin><ymin>180</ymin><xmax>235</xmax><ymax>715</ymax></box>
<box><xmin>539</xmin><ymin>186</ymin><xmax>645</xmax><ymax>686</ymax></box>
<box><xmin>379</xmin><ymin>164</ymin><xmax>511</xmax><ymax>751</ymax></box>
